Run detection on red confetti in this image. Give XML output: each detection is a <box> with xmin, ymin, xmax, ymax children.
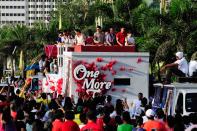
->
<box><xmin>96</xmin><ymin>57</ymin><xmax>103</xmax><ymax>62</ymax></box>
<box><xmin>111</xmin><ymin>88</ymin><xmax>116</xmax><ymax>92</ymax></box>
<box><xmin>120</xmin><ymin>66</ymin><xmax>126</xmax><ymax>71</ymax></box>
<box><xmin>122</xmin><ymin>89</ymin><xmax>126</xmax><ymax>93</ymax></box>
<box><xmin>111</xmin><ymin>70</ymin><xmax>117</xmax><ymax>75</ymax></box>
<box><xmin>128</xmin><ymin>68</ymin><xmax>134</xmax><ymax>71</ymax></box>
<box><xmin>137</xmin><ymin>57</ymin><xmax>142</xmax><ymax>64</ymax></box>
<box><xmin>50</xmin><ymin>86</ymin><xmax>55</xmax><ymax>91</ymax></box>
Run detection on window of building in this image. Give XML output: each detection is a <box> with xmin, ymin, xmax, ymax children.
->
<box><xmin>114</xmin><ymin>78</ymin><xmax>131</xmax><ymax>86</ymax></box>
<box><xmin>176</xmin><ymin>93</ymin><xmax>183</xmax><ymax>114</ymax></box>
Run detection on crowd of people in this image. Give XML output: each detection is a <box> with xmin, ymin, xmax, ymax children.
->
<box><xmin>0</xmin><ymin>26</ymin><xmax>197</xmax><ymax>131</ymax></box>
<box><xmin>57</xmin><ymin>26</ymin><xmax>135</xmax><ymax>46</ymax></box>
<box><xmin>0</xmin><ymin>88</ymin><xmax>197</xmax><ymax>131</ymax></box>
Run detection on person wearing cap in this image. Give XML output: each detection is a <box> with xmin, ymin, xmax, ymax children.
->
<box><xmin>143</xmin><ymin>109</ymin><xmax>167</xmax><ymax>131</ymax></box>
<box><xmin>160</xmin><ymin>51</ymin><xmax>188</xmax><ymax>83</ymax></box>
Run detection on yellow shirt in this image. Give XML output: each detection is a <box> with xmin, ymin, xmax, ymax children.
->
<box><xmin>36</xmin><ymin>98</ymin><xmax>50</xmax><ymax>105</ymax></box>
<box><xmin>74</xmin><ymin>114</ymin><xmax>81</xmax><ymax>125</ymax></box>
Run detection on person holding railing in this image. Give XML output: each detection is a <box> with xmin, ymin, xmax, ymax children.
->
<box><xmin>74</xmin><ymin>29</ymin><xmax>86</xmax><ymax>46</ymax></box>
<box><xmin>94</xmin><ymin>26</ymin><xmax>105</xmax><ymax>46</ymax></box>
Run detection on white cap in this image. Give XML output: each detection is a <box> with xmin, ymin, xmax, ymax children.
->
<box><xmin>146</xmin><ymin>109</ymin><xmax>155</xmax><ymax>117</ymax></box>
<box><xmin>176</xmin><ymin>52</ymin><xmax>183</xmax><ymax>59</ymax></box>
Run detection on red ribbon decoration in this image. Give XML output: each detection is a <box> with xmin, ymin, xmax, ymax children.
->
<box><xmin>120</xmin><ymin>66</ymin><xmax>126</xmax><ymax>71</ymax></box>
<box><xmin>96</xmin><ymin>57</ymin><xmax>103</xmax><ymax>62</ymax></box>
<box><xmin>50</xmin><ymin>86</ymin><xmax>55</xmax><ymax>91</ymax></box>
<box><xmin>111</xmin><ymin>88</ymin><xmax>116</xmax><ymax>92</ymax></box>
<box><xmin>137</xmin><ymin>57</ymin><xmax>142</xmax><ymax>64</ymax></box>
<box><xmin>111</xmin><ymin>70</ymin><xmax>117</xmax><ymax>75</ymax></box>
<box><xmin>38</xmin><ymin>80</ymin><xmax>42</xmax><ymax>86</ymax></box>
<box><xmin>122</xmin><ymin>89</ymin><xmax>126</xmax><ymax>93</ymax></box>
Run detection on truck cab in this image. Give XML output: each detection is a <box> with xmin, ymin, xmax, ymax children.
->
<box><xmin>153</xmin><ymin>83</ymin><xmax>197</xmax><ymax>116</ymax></box>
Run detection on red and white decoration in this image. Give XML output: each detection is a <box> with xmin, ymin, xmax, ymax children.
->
<box><xmin>42</xmin><ymin>74</ymin><xmax>63</xmax><ymax>94</ymax></box>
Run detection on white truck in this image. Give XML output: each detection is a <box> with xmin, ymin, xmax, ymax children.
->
<box><xmin>153</xmin><ymin>83</ymin><xmax>197</xmax><ymax>116</ymax></box>
<box><xmin>43</xmin><ymin>45</ymin><xmax>150</xmax><ymax>107</ymax></box>
<box><xmin>61</xmin><ymin>51</ymin><xmax>149</xmax><ymax>105</ymax></box>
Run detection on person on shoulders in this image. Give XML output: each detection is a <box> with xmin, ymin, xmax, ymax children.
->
<box><xmin>116</xmin><ymin>27</ymin><xmax>127</xmax><ymax>46</ymax></box>
<box><xmin>160</xmin><ymin>51</ymin><xmax>188</xmax><ymax>83</ymax></box>
<box><xmin>62</xmin><ymin>110</ymin><xmax>80</xmax><ymax>131</ymax></box>
<box><xmin>81</xmin><ymin>111</ymin><xmax>102</xmax><ymax>131</ymax></box>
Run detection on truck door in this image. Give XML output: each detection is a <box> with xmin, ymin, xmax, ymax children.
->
<box><xmin>175</xmin><ymin>92</ymin><xmax>183</xmax><ymax>114</ymax></box>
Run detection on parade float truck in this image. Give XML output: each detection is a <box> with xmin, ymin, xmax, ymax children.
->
<box><xmin>42</xmin><ymin>45</ymin><xmax>149</xmax><ymax>107</ymax></box>
<box><xmin>153</xmin><ymin>83</ymin><xmax>197</xmax><ymax>116</ymax></box>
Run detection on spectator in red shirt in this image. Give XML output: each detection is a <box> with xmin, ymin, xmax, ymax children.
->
<box><xmin>52</xmin><ymin>109</ymin><xmax>64</xmax><ymax>131</ymax></box>
<box><xmin>81</xmin><ymin>111</ymin><xmax>102</xmax><ymax>131</ymax></box>
<box><xmin>62</xmin><ymin>110</ymin><xmax>80</xmax><ymax>131</ymax></box>
<box><xmin>10</xmin><ymin>104</ymin><xmax>17</xmax><ymax>121</ymax></box>
<box><xmin>116</xmin><ymin>27</ymin><xmax>127</xmax><ymax>46</ymax></box>
<box><xmin>85</xmin><ymin>29</ymin><xmax>95</xmax><ymax>45</ymax></box>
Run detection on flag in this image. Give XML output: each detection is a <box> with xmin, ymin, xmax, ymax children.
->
<box><xmin>19</xmin><ymin>50</ymin><xmax>24</xmax><ymax>71</ymax></box>
<box><xmin>58</xmin><ymin>9</ymin><xmax>62</xmax><ymax>30</ymax></box>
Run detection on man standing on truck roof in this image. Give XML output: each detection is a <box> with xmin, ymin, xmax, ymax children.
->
<box><xmin>160</xmin><ymin>52</ymin><xmax>188</xmax><ymax>84</ymax></box>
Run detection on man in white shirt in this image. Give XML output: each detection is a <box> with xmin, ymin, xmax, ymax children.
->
<box><xmin>160</xmin><ymin>52</ymin><xmax>188</xmax><ymax>83</ymax></box>
<box><xmin>131</xmin><ymin>93</ymin><xmax>143</xmax><ymax>118</ymax></box>
<box><xmin>39</xmin><ymin>55</ymin><xmax>46</xmax><ymax>72</ymax></box>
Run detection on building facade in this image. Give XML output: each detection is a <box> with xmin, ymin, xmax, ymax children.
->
<box><xmin>0</xmin><ymin>0</ymin><xmax>56</xmax><ymax>27</ymax></box>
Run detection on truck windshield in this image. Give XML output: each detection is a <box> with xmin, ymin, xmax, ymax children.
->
<box><xmin>185</xmin><ymin>93</ymin><xmax>197</xmax><ymax>112</ymax></box>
